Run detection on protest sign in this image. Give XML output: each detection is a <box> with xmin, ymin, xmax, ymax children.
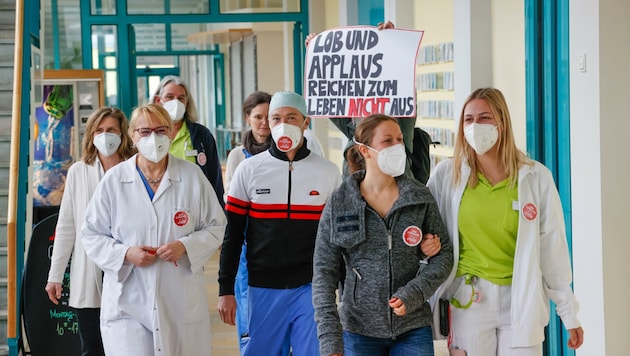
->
<box><xmin>305</xmin><ymin>27</ymin><xmax>423</xmax><ymax>118</ymax></box>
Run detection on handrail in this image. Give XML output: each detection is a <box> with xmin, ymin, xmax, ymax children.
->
<box><xmin>8</xmin><ymin>0</ymin><xmax>25</xmax><ymax>341</ymax></box>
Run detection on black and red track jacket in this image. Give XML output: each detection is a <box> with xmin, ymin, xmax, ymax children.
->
<box><xmin>219</xmin><ymin>142</ymin><xmax>341</xmax><ymax>295</ymax></box>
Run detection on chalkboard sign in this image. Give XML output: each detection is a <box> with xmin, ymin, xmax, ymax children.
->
<box><xmin>22</xmin><ymin>214</ymin><xmax>81</xmax><ymax>355</ymax></box>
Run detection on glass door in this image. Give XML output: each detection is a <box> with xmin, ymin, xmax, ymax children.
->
<box><xmin>135</xmin><ymin>63</ymin><xmax>180</xmax><ymax>106</ymax></box>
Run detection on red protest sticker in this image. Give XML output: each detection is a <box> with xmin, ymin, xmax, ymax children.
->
<box><xmin>277</xmin><ymin>136</ymin><xmax>293</xmax><ymax>151</ymax></box>
<box><xmin>174</xmin><ymin>211</ymin><xmax>189</xmax><ymax>227</ymax></box>
<box><xmin>402</xmin><ymin>226</ymin><xmax>423</xmax><ymax>247</ymax></box>
<box><xmin>197</xmin><ymin>152</ymin><xmax>207</xmax><ymax>166</ymax></box>
<box><xmin>521</xmin><ymin>202</ymin><xmax>538</xmax><ymax>222</ymax></box>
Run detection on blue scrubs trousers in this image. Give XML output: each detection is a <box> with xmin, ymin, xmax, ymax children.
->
<box><xmin>242</xmin><ymin>284</ymin><xmax>318</xmax><ymax>356</ymax></box>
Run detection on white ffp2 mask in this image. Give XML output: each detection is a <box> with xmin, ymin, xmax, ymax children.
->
<box><xmin>93</xmin><ymin>132</ymin><xmax>121</xmax><ymax>157</ymax></box>
<box><xmin>136</xmin><ymin>133</ymin><xmax>171</xmax><ymax>163</ymax></box>
<box><xmin>464</xmin><ymin>123</ymin><xmax>499</xmax><ymax>155</ymax></box>
<box><xmin>271</xmin><ymin>123</ymin><xmax>303</xmax><ymax>152</ymax></box>
<box><xmin>163</xmin><ymin>100</ymin><xmax>186</xmax><ymax>121</ymax></box>
<box><xmin>359</xmin><ymin>142</ymin><xmax>407</xmax><ymax>177</ymax></box>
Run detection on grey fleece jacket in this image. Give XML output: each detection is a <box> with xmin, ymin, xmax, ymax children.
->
<box><xmin>313</xmin><ymin>171</ymin><xmax>453</xmax><ymax>355</ymax></box>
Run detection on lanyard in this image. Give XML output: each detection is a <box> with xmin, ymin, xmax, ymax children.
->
<box><xmin>449</xmin><ymin>274</ymin><xmax>481</xmax><ymax>309</ymax></box>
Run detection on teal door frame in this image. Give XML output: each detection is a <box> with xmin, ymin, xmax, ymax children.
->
<box><xmin>525</xmin><ymin>1</ymin><xmax>574</xmax><ymax>355</ymax></box>
<box><xmin>135</xmin><ymin>66</ymin><xmax>180</xmax><ymax>103</ymax></box>
<box><xmin>213</xmin><ymin>54</ymin><xmax>226</xmax><ymax>129</ymax></box>
<box><xmin>11</xmin><ymin>0</ymin><xmax>41</xmax><ymax>352</ymax></box>
<box><xmin>79</xmin><ymin>0</ymin><xmax>310</xmax><ymax>117</ymax></box>
<box><xmin>125</xmin><ymin>21</ymin><xmax>225</xmax><ymax>116</ymax></box>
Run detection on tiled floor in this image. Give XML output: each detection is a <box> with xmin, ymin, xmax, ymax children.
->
<box><xmin>205</xmin><ymin>252</ymin><xmax>240</xmax><ymax>356</ymax></box>
<box><xmin>204</xmin><ymin>252</ymin><xmax>448</xmax><ymax>356</ymax></box>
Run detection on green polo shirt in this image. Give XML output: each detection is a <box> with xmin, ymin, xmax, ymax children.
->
<box><xmin>169</xmin><ymin>121</ymin><xmax>196</xmax><ymax>164</ymax></box>
<box><xmin>457</xmin><ymin>174</ymin><xmax>519</xmax><ymax>285</ymax></box>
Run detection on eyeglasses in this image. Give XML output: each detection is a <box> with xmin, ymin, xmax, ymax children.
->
<box><xmin>134</xmin><ymin>126</ymin><xmax>169</xmax><ymax>137</ymax></box>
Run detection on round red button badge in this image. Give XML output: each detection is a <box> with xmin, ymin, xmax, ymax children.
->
<box><xmin>197</xmin><ymin>152</ymin><xmax>207</xmax><ymax>166</ymax></box>
<box><xmin>402</xmin><ymin>226</ymin><xmax>423</xmax><ymax>247</ymax></box>
<box><xmin>277</xmin><ymin>136</ymin><xmax>293</xmax><ymax>151</ymax></box>
<box><xmin>174</xmin><ymin>211</ymin><xmax>189</xmax><ymax>227</ymax></box>
<box><xmin>522</xmin><ymin>202</ymin><xmax>538</xmax><ymax>222</ymax></box>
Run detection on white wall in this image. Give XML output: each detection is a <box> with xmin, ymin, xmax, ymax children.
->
<box><xmin>491</xmin><ymin>1</ymin><xmax>525</xmax><ymax>150</ymax></box>
<box><xmin>257</xmin><ymin>30</ymin><xmax>291</xmax><ymax>94</ymax></box>
<box><xmin>308</xmin><ymin>0</ymin><xmax>333</xmax><ymax>158</ymax></box>
<box><xmin>452</xmin><ymin>0</ymin><xmax>526</xmax><ymax>149</ymax></box>
<box><xmin>570</xmin><ymin>0</ymin><xmax>630</xmax><ymax>355</ymax></box>
<box><xmin>453</xmin><ymin>0</ymin><xmax>493</xmax><ymax>119</ymax></box>
<box><xmin>415</xmin><ymin>1</ymin><xmax>453</xmax><ymax>45</ymax></box>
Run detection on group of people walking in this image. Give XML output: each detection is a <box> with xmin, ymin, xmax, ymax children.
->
<box><xmin>44</xmin><ymin>30</ymin><xmax>583</xmax><ymax>356</ymax></box>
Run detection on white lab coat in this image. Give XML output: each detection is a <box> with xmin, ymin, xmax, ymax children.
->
<box><xmin>427</xmin><ymin>159</ymin><xmax>581</xmax><ymax>347</ymax></box>
<box><xmin>47</xmin><ymin>159</ymin><xmax>104</xmax><ymax>308</ymax></box>
<box><xmin>82</xmin><ymin>154</ymin><xmax>226</xmax><ymax>356</ymax></box>
<box><xmin>303</xmin><ymin>129</ymin><xmax>325</xmax><ymax>157</ymax></box>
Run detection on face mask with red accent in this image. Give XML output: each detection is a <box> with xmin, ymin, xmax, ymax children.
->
<box><xmin>271</xmin><ymin>123</ymin><xmax>303</xmax><ymax>152</ymax></box>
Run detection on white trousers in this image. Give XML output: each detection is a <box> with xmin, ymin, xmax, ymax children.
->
<box><xmin>449</xmin><ymin>276</ymin><xmax>542</xmax><ymax>356</ymax></box>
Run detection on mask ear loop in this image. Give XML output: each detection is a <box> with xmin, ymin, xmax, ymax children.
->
<box><xmin>353</xmin><ymin>138</ymin><xmax>379</xmax><ymax>154</ymax></box>
<box><xmin>301</xmin><ymin>117</ymin><xmax>309</xmax><ymax>129</ymax></box>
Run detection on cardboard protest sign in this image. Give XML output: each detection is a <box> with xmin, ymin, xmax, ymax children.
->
<box><xmin>305</xmin><ymin>26</ymin><xmax>423</xmax><ymax>118</ymax></box>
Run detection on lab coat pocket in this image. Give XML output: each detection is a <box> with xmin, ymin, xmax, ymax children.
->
<box><xmin>183</xmin><ymin>274</ymin><xmax>207</xmax><ymax>323</ymax></box>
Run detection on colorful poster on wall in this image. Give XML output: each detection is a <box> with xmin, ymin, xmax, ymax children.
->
<box><xmin>33</xmin><ymin>84</ymin><xmax>75</xmax><ymax>207</ymax></box>
<box><xmin>304</xmin><ymin>26</ymin><xmax>424</xmax><ymax>118</ymax></box>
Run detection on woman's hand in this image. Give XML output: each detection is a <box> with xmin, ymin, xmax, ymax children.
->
<box><xmin>44</xmin><ymin>282</ymin><xmax>62</xmax><ymax>305</ymax></box>
<box><xmin>306</xmin><ymin>19</ymin><xmax>394</xmax><ymax>48</ymax></box>
<box><xmin>377</xmin><ymin>20</ymin><xmax>395</xmax><ymax>30</ymax></box>
<box><xmin>156</xmin><ymin>240</ymin><xmax>186</xmax><ymax>263</ymax></box>
<box><xmin>305</xmin><ymin>32</ymin><xmax>317</xmax><ymax>47</ymax></box>
<box><xmin>420</xmin><ymin>233</ymin><xmax>441</xmax><ymax>257</ymax></box>
<box><xmin>388</xmin><ymin>297</ymin><xmax>407</xmax><ymax>316</ymax></box>
<box><xmin>567</xmin><ymin>327</ymin><xmax>584</xmax><ymax>349</ymax></box>
<box><xmin>125</xmin><ymin>246</ymin><xmax>158</xmax><ymax>267</ymax></box>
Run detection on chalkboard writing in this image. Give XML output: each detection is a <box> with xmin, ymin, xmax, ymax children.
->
<box><xmin>22</xmin><ymin>213</ymin><xmax>81</xmax><ymax>355</ymax></box>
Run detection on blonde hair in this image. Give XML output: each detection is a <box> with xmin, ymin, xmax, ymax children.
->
<box><xmin>128</xmin><ymin>104</ymin><xmax>173</xmax><ymax>136</ymax></box>
<box><xmin>453</xmin><ymin>88</ymin><xmax>532</xmax><ymax>187</ymax></box>
<box><xmin>82</xmin><ymin>107</ymin><xmax>135</xmax><ymax>164</ymax></box>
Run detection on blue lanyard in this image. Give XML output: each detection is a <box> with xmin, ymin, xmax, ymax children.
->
<box><xmin>136</xmin><ymin>165</ymin><xmax>155</xmax><ymax>200</ymax></box>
